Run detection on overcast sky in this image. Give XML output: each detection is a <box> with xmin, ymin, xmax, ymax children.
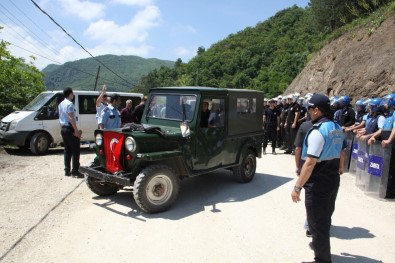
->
<box><xmin>0</xmin><ymin>0</ymin><xmax>309</xmax><ymax>69</ymax></box>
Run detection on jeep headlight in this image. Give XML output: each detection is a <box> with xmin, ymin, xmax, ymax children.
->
<box><xmin>125</xmin><ymin>137</ymin><xmax>136</xmax><ymax>152</ymax></box>
<box><xmin>95</xmin><ymin>133</ymin><xmax>103</xmax><ymax>146</ymax></box>
<box><xmin>8</xmin><ymin>120</ymin><xmax>18</xmax><ymax>131</ymax></box>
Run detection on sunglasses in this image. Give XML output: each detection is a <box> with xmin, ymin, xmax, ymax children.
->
<box><xmin>308</xmin><ymin>106</ymin><xmax>317</xmax><ymax>110</ymax></box>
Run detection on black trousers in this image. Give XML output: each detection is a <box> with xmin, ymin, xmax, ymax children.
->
<box><xmin>286</xmin><ymin>125</ymin><xmax>298</xmax><ymax>152</ymax></box>
<box><xmin>279</xmin><ymin>122</ymin><xmax>286</xmax><ymax>147</ymax></box>
<box><xmin>263</xmin><ymin>126</ymin><xmax>277</xmax><ymax>150</ymax></box>
<box><xmin>61</xmin><ymin>126</ymin><xmax>80</xmax><ymax>173</ymax></box>
<box><xmin>304</xmin><ymin>180</ymin><xmax>339</xmax><ymax>263</ymax></box>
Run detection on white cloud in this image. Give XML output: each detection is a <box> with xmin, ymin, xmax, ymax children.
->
<box><xmin>58</xmin><ymin>0</ymin><xmax>106</xmax><ymax>20</ymax></box>
<box><xmin>174</xmin><ymin>46</ymin><xmax>195</xmax><ymax>58</ymax></box>
<box><xmin>84</xmin><ymin>5</ymin><xmax>161</xmax><ymax>45</ymax></box>
<box><xmin>111</xmin><ymin>0</ymin><xmax>153</xmax><ymax>6</ymax></box>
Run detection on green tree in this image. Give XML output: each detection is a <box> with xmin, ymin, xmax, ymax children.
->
<box><xmin>0</xmin><ymin>36</ymin><xmax>45</xmax><ymax>117</ymax></box>
<box><xmin>310</xmin><ymin>0</ymin><xmax>392</xmax><ymax>32</ymax></box>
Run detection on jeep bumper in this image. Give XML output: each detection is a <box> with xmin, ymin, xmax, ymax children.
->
<box><xmin>79</xmin><ymin>166</ymin><xmax>132</xmax><ymax>186</ymax></box>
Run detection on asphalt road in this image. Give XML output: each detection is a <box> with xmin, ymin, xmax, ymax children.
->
<box><xmin>0</xmin><ymin>147</ymin><xmax>394</xmax><ymax>263</ymax></box>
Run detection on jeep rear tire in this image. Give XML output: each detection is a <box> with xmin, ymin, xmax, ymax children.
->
<box><xmin>233</xmin><ymin>149</ymin><xmax>256</xmax><ymax>183</ymax></box>
<box><xmin>30</xmin><ymin>132</ymin><xmax>49</xmax><ymax>155</ymax></box>
<box><xmin>85</xmin><ymin>176</ymin><xmax>119</xmax><ymax>196</ymax></box>
<box><xmin>133</xmin><ymin>165</ymin><xmax>180</xmax><ymax>213</ymax></box>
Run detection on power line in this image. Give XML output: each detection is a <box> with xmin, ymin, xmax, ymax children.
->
<box><xmin>30</xmin><ymin>0</ymin><xmax>133</xmax><ymax>88</ymax></box>
<box><xmin>0</xmin><ymin>3</ymin><xmax>45</xmax><ymax>47</ymax></box>
<box><xmin>5</xmin><ymin>0</ymin><xmax>68</xmax><ymax>56</ymax></box>
<box><xmin>7</xmin><ymin>0</ymin><xmax>53</xmax><ymax>39</ymax></box>
<box><xmin>0</xmin><ymin>5</ymin><xmax>66</xmax><ymax>65</ymax></box>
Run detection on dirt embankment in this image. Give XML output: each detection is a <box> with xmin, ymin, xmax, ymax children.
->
<box><xmin>286</xmin><ymin>16</ymin><xmax>395</xmax><ymax>99</ymax></box>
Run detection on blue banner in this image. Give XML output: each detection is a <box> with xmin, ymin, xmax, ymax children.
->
<box><xmin>368</xmin><ymin>155</ymin><xmax>384</xmax><ymax>177</ymax></box>
<box><xmin>357</xmin><ymin>150</ymin><xmax>366</xmax><ymax>170</ymax></box>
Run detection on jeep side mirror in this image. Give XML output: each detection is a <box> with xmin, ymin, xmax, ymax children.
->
<box><xmin>180</xmin><ymin>121</ymin><xmax>190</xmax><ymax>137</ymax></box>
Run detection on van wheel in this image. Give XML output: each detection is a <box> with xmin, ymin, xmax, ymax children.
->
<box><xmin>29</xmin><ymin>132</ymin><xmax>49</xmax><ymax>155</ymax></box>
<box><xmin>133</xmin><ymin>165</ymin><xmax>180</xmax><ymax>213</ymax></box>
<box><xmin>85</xmin><ymin>176</ymin><xmax>119</xmax><ymax>196</ymax></box>
<box><xmin>233</xmin><ymin>149</ymin><xmax>256</xmax><ymax>183</ymax></box>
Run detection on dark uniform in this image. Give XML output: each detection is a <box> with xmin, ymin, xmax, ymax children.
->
<box><xmin>276</xmin><ymin>103</ymin><xmax>284</xmax><ymax>147</ymax></box>
<box><xmin>280</xmin><ymin>104</ymin><xmax>289</xmax><ymax>149</ymax></box>
<box><xmin>263</xmin><ymin>107</ymin><xmax>280</xmax><ymax>153</ymax></box>
<box><xmin>286</xmin><ymin>101</ymin><xmax>301</xmax><ymax>153</ymax></box>
<box><xmin>340</xmin><ymin>105</ymin><xmax>356</xmax><ymax>127</ymax></box>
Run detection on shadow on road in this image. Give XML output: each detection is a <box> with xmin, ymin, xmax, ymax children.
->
<box><xmin>1</xmin><ymin>145</ymin><xmax>92</xmax><ymax>156</ymax></box>
<box><xmin>332</xmin><ymin>253</ymin><xmax>383</xmax><ymax>263</ymax></box>
<box><xmin>92</xmin><ymin>170</ymin><xmax>292</xmax><ymax>220</ymax></box>
<box><xmin>331</xmin><ymin>225</ymin><xmax>375</xmax><ymax>239</ymax></box>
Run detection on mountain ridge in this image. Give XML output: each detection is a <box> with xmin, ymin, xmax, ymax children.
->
<box><xmin>42</xmin><ymin>54</ymin><xmax>174</xmax><ymax>92</ymax></box>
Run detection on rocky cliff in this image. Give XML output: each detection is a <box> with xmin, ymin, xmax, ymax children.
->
<box><xmin>285</xmin><ymin>16</ymin><xmax>395</xmax><ymax>100</ymax></box>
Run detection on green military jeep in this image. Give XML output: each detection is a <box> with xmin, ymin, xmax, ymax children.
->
<box><xmin>80</xmin><ymin>87</ymin><xmax>263</xmax><ymax>213</ymax></box>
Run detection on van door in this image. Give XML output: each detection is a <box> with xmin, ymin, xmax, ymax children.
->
<box><xmin>76</xmin><ymin>94</ymin><xmax>97</xmax><ymax>142</ymax></box>
<box><xmin>39</xmin><ymin>93</ymin><xmax>64</xmax><ymax>144</ymax></box>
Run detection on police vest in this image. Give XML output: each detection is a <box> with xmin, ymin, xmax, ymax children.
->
<box><xmin>302</xmin><ymin>119</ymin><xmax>344</xmax><ymax>163</ymax></box>
<box><xmin>381</xmin><ymin>111</ymin><xmax>394</xmax><ymax>140</ymax></box>
<box><xmin>365</xmin><ymin>115</ymin><xmax>380</xmax><ymax>135</ymax></box>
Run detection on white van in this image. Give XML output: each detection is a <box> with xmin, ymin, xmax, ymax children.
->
<box><xmin>0</xmin><ymin>90</ymin><xmax>143</xmax><ymax>155</ymax></box>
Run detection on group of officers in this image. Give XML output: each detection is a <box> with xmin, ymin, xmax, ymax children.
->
<box><xmin>262</xmin><ymin>92</ymin><xmax>395</xmax><ymax>155</ymax></box>
<box><xmin>262</xmin><ymin>91</ymin><xmax>395</xmax><ymax>263</ymax></box>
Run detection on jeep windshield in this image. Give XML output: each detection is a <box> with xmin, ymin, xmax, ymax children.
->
<box><xmin>23</xmin><ymin>93</ymin><xmax>55</xmax><ymax>111</ymax></box>
<box><xmin>146</xmin><ymin>94</ymin><xmax>196</xmax><ymax>122</ymax></box>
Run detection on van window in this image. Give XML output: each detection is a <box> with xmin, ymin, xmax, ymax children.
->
<box><xmin>24</xmin><ymin>93</ymin><xmax>54</xmax><ymax>111</ymax></box>
<box><xmin>79</xmin><ymin>95</ymin><xmax>97</xmax><ymax>114</ymax></box>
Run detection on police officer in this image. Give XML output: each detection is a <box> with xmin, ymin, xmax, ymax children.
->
<box><xmin>291</xmin><ymin>94</ymin><xmax>345</xmax><ymax>263</ymax></box>
<box><xmin>263</xmin><ymin>98</ymin><xmax>280</xmax><ymax>155</ymax></box>
<box><xmin>279</xmin><ymin>97</ymin><xmax>289</xmax><ymax>150</ymax></box>
<box><xmin>284</xmin><ymin>94</ymin><xmax>300</xmax><ymax>154</ymax></box>
<box><xmin>358</xmin><ymin>98</ymin><xmax>385</xmax><ymax>141</ymax></box>
<box><xmin>96</xmin><ymin>84</ymin><xmax>108</xmax><ymax>127</ymax></box>
<box><xmin>338</xmin><ymin>95</ymin><xmax>356</xmax><ymax>129</ymax></box>
<box><xmin>99</xmin><ymin>94</ymin><xmax>122</xmax><ymax>129</ymax></box>
<box><xmin>58</xmin><ymin>87</ymin><xmax>83</xmax><ymax>177</ymax></box>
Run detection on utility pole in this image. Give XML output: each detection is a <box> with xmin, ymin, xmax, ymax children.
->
<box><xmin>93</xmin><ymin>66</ymin><xmax>101</xmax><ymax>91</ymax></box>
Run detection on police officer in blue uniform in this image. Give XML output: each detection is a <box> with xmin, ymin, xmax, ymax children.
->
<box><xmin>98</xmin><ymin>94</ymin><xmax>122</xmax><ymax>129</ymax></box>
<box><xmin>58</xmin><ymin>87</ymin><xmax>83</xmax><ymax>177</ymax></box>
<box><xmin>291</xmin><ymin>94</ymin><xmax>345</xmax><ymax>263</ymax></box>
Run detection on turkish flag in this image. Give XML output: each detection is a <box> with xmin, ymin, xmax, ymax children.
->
<box><xmin>103</xmin><ymin>131</ymin><xmax>124</xmax><ymax>174</ymax></box>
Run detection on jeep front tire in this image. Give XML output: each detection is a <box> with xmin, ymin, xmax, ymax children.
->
<box><xmin>233</xmin><ymin>149</ymin><xmax>256</xmax><ymax>183</ymax></box>
<box><xmin>85</xmin><ymin>176</ymin><xmax>119</xmax><ymax>196</ymax></box>
<box><xmin>133</xmin><ymin>165</ymin><xmax>180</xmax><ymax>213</ymax></box>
